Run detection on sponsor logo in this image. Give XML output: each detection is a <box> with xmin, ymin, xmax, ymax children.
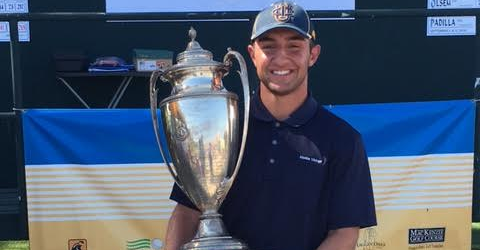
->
<box><xmin>272</xmin><ymin>2</ymin><xmax>294</xmax><ymax>22</ymax></box>
<box><xmin>356</xmin><ymin>228</ymin><xmax>387</xmax><ymax>250</ymax></box>
<box><xmin>68</xmin><ymin>239</ymin><xmax>87</xmax><ymax>250</ymax></box>
<box><xmin>409</xmin><ymin>227</ymin><xmax>446</xmax><ymax>245</ymax></box>
<box><xmin>299</xmin><ymin>154</ymin><xmax>326</xmax><ymax>166</ymax></box>
<box><xmin>126</xmin><ymin>238</ymin><xmax>163</xmax><ymax>250</ymax></box>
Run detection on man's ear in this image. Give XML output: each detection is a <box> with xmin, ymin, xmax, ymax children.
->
<box><xmin>309</xmin><ymin>44</ymin><xmax>321</xmax><ymax>67</ymax></box>
<box><xmin>247</xmin><ymin>44</ymin><xmax>256</xmax><ymax>67</ymax></box>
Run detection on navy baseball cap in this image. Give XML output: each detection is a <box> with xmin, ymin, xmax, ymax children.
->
<box><xmin>251</xmin><ymin>1</ymin><xmax>315</xmax><ymax>41</ymax></box>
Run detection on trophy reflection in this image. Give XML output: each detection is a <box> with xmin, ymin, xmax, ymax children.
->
<box><xmin>149</xmin><ymin>27</ymin><xmax>250</xmax><ymax>250</ymax></box>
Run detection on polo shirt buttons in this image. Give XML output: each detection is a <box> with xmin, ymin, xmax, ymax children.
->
<box><xmin>265</xmin><ymin>122</ymin><xmax>279</xmax><ymax>180</ymax></box>
<box><xmin>271</xmin><ymin>122</ymin><xmax>280</xmax><ymax>165</ymax></box>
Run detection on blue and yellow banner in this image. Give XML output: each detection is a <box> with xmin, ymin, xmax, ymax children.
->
<box><xmin>334</xmin><ymin>100</ymin><xmax>474</xmax><ymax>250</ymax></box>
<box><xmin>23</xmin><ymin>100</ymin><xmax>474</xmax><ymax>250</ymax></box>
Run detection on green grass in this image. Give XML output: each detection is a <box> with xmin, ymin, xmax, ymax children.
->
<box><xmin>0</xmin><ymin>241</ymin><xmax>29</xmax><ymax>250</ymax></box>
<box><xmin>0</xmin><ymin>226</ymin><xmax>478</xmax><ymax>250</ymax></box>
<box><xmin>473</xmin><ymin>223</ymin><xmax>480</xmax><ymax>250</ymax></box>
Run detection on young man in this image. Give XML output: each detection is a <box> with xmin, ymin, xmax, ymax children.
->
<box><xmin>165</xmin><ymin>1</ymin><xmax>377</xmax><ymax>250</ymax></box>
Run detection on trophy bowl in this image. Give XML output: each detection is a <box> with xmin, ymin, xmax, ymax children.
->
<box><xmin>149</xmin><ymin>27</ymin><xmax>250</xmax><ymax>250</ymax></box>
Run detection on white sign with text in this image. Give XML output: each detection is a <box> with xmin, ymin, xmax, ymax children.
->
<box><xmin>427</xmin><ymin>16</ymin><xmax>476</xmax><ymax>36</ymax></box>
<box><xmin>427</xmin><ymin>0</ymin><xmax>479</xmax><ymax>9</ymax></box>
<box><xmin>0</xmin><ymin>0</ymin><xmax>28</xmax><ymax>13</ymax></box>
<box><xmin>0</xmin><ymin>0</ymin><xmax>30</xmax><ymax>42</ymax></box>
<box><xmin>0</xmin><ymin>22</ymin><xmax>8</xmax><ymax>41</ymax></box>
<box><xmin>0</xmin><ymin>21</ymin><xmax>31</xmax><ymax>42</ymax></box>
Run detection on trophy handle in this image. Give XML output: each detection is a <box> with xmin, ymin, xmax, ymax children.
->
<box><xmin>223</xmin><ymin>48</ymin><xmax>250</xmax><ymax>187</ymax></box>
<box><xmin>149</xmin><ymin>69</ymin><xmax>184</xmax><ymax>189</ymax></box>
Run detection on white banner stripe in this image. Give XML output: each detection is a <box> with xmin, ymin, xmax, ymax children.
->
<box><xmin>25</xmin><ymin>163</ymin><xmax>168</xmax><ymax>169</ymax></box>
<box><xmin>375</xmin><ymin>196</ymin><xmax>471</xmax><ymax>205</ymax></box>
<box><xmin>370</xmin><ymin>156</ymin><xmax>472</xmax><ymax>161</ymax></box>
<box><xmin>373</xmin><ymin>178</ymin><xmax>472</xmax><ymax>186</ymax></box>
<box><xmin>26</xmin><ymin>170</ymin><xmax>172</xmax><ymax>176</ymax></box>
<box><xmin>26</xmin><ymin>155</ymin><xmax>471</xmax><ymax>168</ymax></box>
<box><xmin>368</xmin><ymin>153</ymin><xmax>473</xmax><ymax>161</ymax></box>
<box><xmin>373</xmin><ymin>184</ymin><xmax>471</xmax><ymax>192</ymax></box>
<box><xmin>27</xmin><ymin>189</ymin><xmax>171</xmax><ymax>196</ymax></box>
<box><xmin>370</xmin><ymin>162</ymin><xmax>472</xmax><ymax>168</ymax></box>
<box><xmin>371</xmin><ymin>172</ymin><xmax>472</xmax><ymax>180</ymax></box>
<box><xmin>28</xmin><ymin>214</ymin><xmax>172</xmax><ymax>222</ymax></box>
<box><xmin>377</xmin><ymin>202</ymin><xmax>472</xmax><ymax>211</ymax></box>
<box><xmin>26</xmin><ymin>176</ymin><xmax>167</xmax><ymax>183</ymax></box>
<box><xmin>27</xmin><ymin>196</ymin><xmax>168</xmax><ymax>202</ymax></box>
<box><xmin>28</xmin><ymin>201</ymin><xmax>175</xmax><ymax>209</ymax></box>
<box><xmin>371</xmin><ymin>166</ymin><xmax>472</xmax><ymax>174</ymax></box>
<box><xmin>27</xmin><ymin>189</ymin><xmax>173</xmax><ymax>195</ymax></box>
<box><xmin>26</xmin><ymin>182</ymin><xmax>173</xmax><ymax>189</ymax></box>
<box><xmin>27</xmin><ymin>199</ymin><xmax>174</xmax><ymax>205</ymax></box>
<box><xmin>375</xmin><ymin>190</ymin><xmax>472</xmax><ymax>198</ymax></box>
<box><xmin>28</xmin><ymin>208</ymin><xmax>173</xmax><ymax>215</ymax></box>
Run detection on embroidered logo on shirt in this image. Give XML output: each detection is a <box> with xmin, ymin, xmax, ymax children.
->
<box><xmin>299</xmin><ymin>155</ymin><xmax>326</xmax><ymax>165</ymax></box>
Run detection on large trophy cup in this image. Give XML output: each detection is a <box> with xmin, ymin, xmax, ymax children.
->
<box><xmin>149</xmin><ymin>27</ymin><xmax>250</xmax><ymax>250</ymax></box>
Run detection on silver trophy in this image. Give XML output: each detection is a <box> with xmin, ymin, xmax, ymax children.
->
<box><xmin>149</xmin><ymin>27</ymin><xmax>250</xmax><ymax>250</ymax></box>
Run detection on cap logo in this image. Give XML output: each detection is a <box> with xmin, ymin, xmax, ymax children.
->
<box><xmin>272</xmin><ymin>3</ymin><xmax>294</xmax><ymax>22</ymax></box>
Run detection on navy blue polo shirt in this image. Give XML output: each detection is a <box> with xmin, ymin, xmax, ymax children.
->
<box><xmin>170</xmin><ymin>92</ymin><xmax>377</xmax><ymax>250</ymax></box>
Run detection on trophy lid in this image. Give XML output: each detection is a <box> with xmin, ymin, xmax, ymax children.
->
<box><xmin>159</xmin><ymin>27</ymin><xmax>229</xmax><ymax>95</ymax></box>
<box><xmin>167</xmin><ymin>27</ymin><xmax>224</xmax><ymax>71</ymax></box>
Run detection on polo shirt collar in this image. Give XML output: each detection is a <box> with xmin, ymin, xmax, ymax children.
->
<box><xmin>251</xmin><ymin>89</ymin><xmax>318</xmax><ymax>127</ymax></box>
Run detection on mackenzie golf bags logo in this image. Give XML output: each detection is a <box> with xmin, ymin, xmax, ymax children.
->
<box><xmin>408</xmin><ymin>227</ymin><xmax>446</xmax><ymax>244</ymax></box>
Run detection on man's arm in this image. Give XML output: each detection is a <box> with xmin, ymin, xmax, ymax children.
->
<box><xmin>165</xmin><ymin>204</ymin><xmax>201</xmax><ymax>250</ymax></box>
<box><xmin>316</xmin><ymin>227</ymin><xmax>359</xmax><ymax>250</ymax></box>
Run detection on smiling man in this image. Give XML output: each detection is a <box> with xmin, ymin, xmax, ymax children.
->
<box><xmin>165</xmin><ymin>1</ymin><xmax>377</xmax><ymax>250</ymax></box>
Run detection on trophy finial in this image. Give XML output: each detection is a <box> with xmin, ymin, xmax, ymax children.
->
<box><xmin>189</xmin><ymin>27</ymin><xmax>197</xmax><ymax>42</ymax></box>
<box><xmin>185</xmin><ymin>27</ymin><xmax>203</xmax><ymax>51</ymax></box>
<box><xmin>177</xmin><ymin>27</ymin><xmax>215</xmax><ymax>64</ymax></box>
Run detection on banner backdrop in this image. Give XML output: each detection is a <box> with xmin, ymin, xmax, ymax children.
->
<box><xmin>106</xmin><ymin>0</ymin><xmax>355</xmax><ymax>13</ymax></box>
<box><xmin>22</xmin><ymin>100</ymin><xmax>474</xmax><ymax>250</ymax></box>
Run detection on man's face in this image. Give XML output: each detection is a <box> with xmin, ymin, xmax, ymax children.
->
<box><xmin>248</xmin><ymin>28</ymin><xmax>320</xmax><ymax>97</ymax></box>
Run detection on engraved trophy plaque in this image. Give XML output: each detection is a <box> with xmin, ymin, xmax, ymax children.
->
<box><xmin>149</xmin><ymin>27</ymin><xmax>250</xmax><ymax>250</ymax></box>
